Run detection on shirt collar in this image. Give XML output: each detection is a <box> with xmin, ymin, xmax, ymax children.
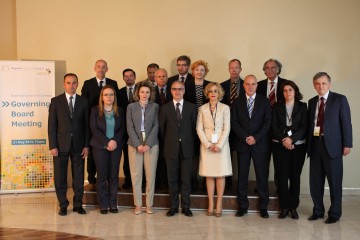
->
<box><xmin>319</xmin><ymin>91</ymin><xmax>330</xmax><ymax>100</ymax></box>
<box><xmin>267</xmin><ymin>76</ymin><xmax>278</xmax><ymax>84</ymax></box>
<box><xmin>65</xmin><ymin>92</ymin><xmax>76</xmax><ymax>100</ymax></box>
<box><xmin>246</xmin><ymin>93</ymin><xmax>256</xmax><ymax>100</ymax></box>
<box><xmin>173</xmin><ymin>99</ymin><xmax>184</xmax><ymax>106</ymax></box>
<box><xmin>96</xmin><ymin>77</ymin><xmax>106</xmax><ymax>85</ymax></box>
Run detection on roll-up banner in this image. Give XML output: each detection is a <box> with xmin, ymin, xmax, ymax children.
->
<box><xmin>0</xmin><ymin>61</ymin><xmax>55</xmax><ymax>193</ymax></box>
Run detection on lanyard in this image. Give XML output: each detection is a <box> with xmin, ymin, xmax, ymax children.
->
<box><xmin>209</xmin><ymin>102</ymin><xmax>217</xmax><ymax>131</ymax></box>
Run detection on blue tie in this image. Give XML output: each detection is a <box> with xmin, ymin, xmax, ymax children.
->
<box><xmin>248</xmin><ymin>97</ymin><xmax>254</xmax><ymax>118</ymax></box>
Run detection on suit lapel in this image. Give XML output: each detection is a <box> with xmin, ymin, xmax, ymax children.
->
<box><xmin>324</xmin><ymin>92</ymin><xmax>334</xmax><ymax>119</ymax></box>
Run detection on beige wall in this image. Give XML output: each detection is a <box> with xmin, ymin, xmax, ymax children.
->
<box><xmin>0</xmin><ymin>0</ymin><xmax>17</xmax><ymax>59</ymax></box>
<box><xmin>6</xmin><ymin>0</ymin><xmax>360</xmax><ymax>193</ymax></box>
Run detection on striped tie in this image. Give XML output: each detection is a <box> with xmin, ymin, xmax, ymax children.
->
<box><xmin>269</xmin><ymin>81</ymin><xmax>276</xmax><ymax>107</ymax></box>
<box><xmin>248</xmin><ymin>96</ymin><xmax>254</xmax><ymax>118</ymax></box>
<box><xmin>230</xmin><ymin>81</ymin><xmax>237</xmax><ymax>105</ymax></box>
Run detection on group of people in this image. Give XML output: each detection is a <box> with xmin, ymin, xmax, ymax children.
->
<box><xmin>48</xmin><ymin>56</ymin><xmax>352</xmax><ymax>225</ymax></box>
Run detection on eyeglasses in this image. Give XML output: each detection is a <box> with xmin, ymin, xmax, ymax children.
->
<box><xmin>264</xmin><ymin>66</ymin><xmax>277</xmax><ymax>70</ymax></box>
<box><xmin>208</xmin><ymin>90</ymin><xmax>218</xmax><ymax>93</ymax></box>
<box><xmin>171</xmin><ymin>88</ymin><xmax>184</xmax><ymax>91</ymax></box>
<box><xmin>103</xmin><ymin>93</ymin><xmax>114</xmax><ymax>97</ymax></box>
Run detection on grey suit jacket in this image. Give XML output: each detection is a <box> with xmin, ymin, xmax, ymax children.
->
<box><xmin>307</xmin><ymin>91</ymin><xmax>352</xmax><ymax>158</ymax></box>
<box><xmin>48</xmin><ymin>93</ymin><xmax>90</xmax><ymax>152</ymax></box>
<box><xmin>126</xmin><ymin>101</ymin><xmax>159</xmax><ymax>148</ymax></box>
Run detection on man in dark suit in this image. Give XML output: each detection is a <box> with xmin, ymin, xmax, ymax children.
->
<box><xmin>159</xmin><ymin>81</ymin><xmax>197</xmax><ymax>217</ymax></box>
<box><xmin>307</xmin><ymin>72</ymin><xmax>352</xmax><ymax>224</ymax></box>
<box><xmin>257</xmin><ymin>58</ymin><xmax>288</xmax><ymax>192</ymax></box>
<box><xmin>231</xmin><ymin>74</ymin><xmax>271</xmax><ymax>218</ymax></box>
<box><xmin>221</xmin><ymin>59</ymin><xmax>245</xmax><ymax>188</ymax></box>
<box><xmin>48</xmin><ymin>73</ymin><xmax>90</xmax><ymax>216</ymax></box>
<box><xmin>257</xmin><ymin>58</ymin><xmax>287</xmax><ymax>105</ymax></box>
<box><xmin>117</xmin><ymin>68</ymin><xmax>137</xmax><ymax>189</ymax></box>
<box><xmin>142</xmin><ymin>63</ymin><xmax>159</xmax><ymax>87</ymax></box>
<box><xmin>168</xmin><ymin>55</ymin><xmax>194</xmax><ymax>84</ymax></box>
<box><xmin>154</xmin><ymin>68</ymin><xmax>173</xmax><ymax>106</ymax></box>
<box><xmin>81</xmin><ymin>59</ymin><xmax>119</xmax><ymax>191</ymax></box>
<box><xmin>154</xmin><ymin>68</ymin><xmax>172</xmax><ymax>189</ymax></box>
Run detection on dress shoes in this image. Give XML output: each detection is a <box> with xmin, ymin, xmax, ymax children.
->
<box><xmin>166</xmin><ymin>208</ymin><xmax>179</xmax><ymax>217</ymax></box>
<box><xmin>73</xmin><ymin>206</ymin><xmax>86</xmax><ymax>215</ymax></box>
<box><xmin>260</xmin><ymin>209</ymin><xmax>269</xmax><ymax>218</ymax></box>
<box><xmin>207</xmin><ymin>211</ymin><xmax>214</xmax><ymax>216</ymax></box>
<box><xmin>308</xmin><ymin>214</ymin><xmax>324</xmax><ymax>221</ymax></box>
<box><xmin>100</xmin><ymin>209</ymin><xmax>108</xmax><ymax>214</ymax></box>
<box><xmin>235</xmin><ymin>208</ymin><xmax>248</xmax><ymax>217</ymax></box>
<box><xmin>325</xmin><ymin>217</ymin><xmax>338</xmax><ymax>224</ymax></box>
<box><xmin>278</xmin><ymin>209</ymin><xmax>289</xmax><ymax>219</ymax></box>
<box><xmin>146</xmin><ymin>207</ymin><xmax>154</xmax><ymax>214</ymax></box>
<box><xmin>290</xmin><ymin>209</ymin><xmax>299</xmax><ymax>219</ymax></box>
<box><xmin>88</xmin><ymin>183</ymin><xmax>96</xmax><ymax>192</ymax></box>
<box><xmin>134</xmin><ymin>207</ymin><xmax>142</xmax><ymax>215</ymax></box>
<box><xmin>110</xmin><ymin>208</ymin><xmax>118</xmax><ymax>213</ymax></box>
<box><xmin>182</xmin><ymin>208</ymin><xmax>193</xmax><ymax>217</ymax></box>
<box><xmin>58</xmin><ymin>208</ymin><xmax>67</xmax><ymax>216</ymax></box>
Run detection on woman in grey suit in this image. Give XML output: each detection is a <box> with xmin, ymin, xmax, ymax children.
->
<box><xmin>127</xmin><ymin>81</ymin><xmax>159</xmax><ymax>215</ymax></box>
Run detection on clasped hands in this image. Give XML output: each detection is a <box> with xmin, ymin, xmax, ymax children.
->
<box><xmin>137</xmin><ymin>145</ymin><xmax>150</xmax><ymax>153</ymax></box>
<box><xmin>282</xmin><ymin>137</ymin><xmax>294</xmax><ymax>150</ymax></box>
<box><xmin>208</xmin><ymin>144</ymin><xmax>220</xmax><ymax>152</ymax></box>
<box><xmin>245</xmin><ymin>136</ymin><xmax>256</xmax><ymax>145</ymax></box>
<box><xmin>106</xmin><ymin>140</ymin><xmax>117</xmax><ymax>151</ymax></box>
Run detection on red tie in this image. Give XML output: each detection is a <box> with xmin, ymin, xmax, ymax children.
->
<box><xmin>316</xmin><ymin>97</ymin><xmax>325</xmax><ymax>134</ymax></box>
<box><xmin>269</xmin><ymin>81</ymin><xmax>276</xmax><ymax>107</ymax></box>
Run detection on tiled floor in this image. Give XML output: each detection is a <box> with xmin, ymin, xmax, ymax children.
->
<box><xmin>0</xmin><ymin>192</ymin><xmax>359</xmax><ymax>240</ymax></box>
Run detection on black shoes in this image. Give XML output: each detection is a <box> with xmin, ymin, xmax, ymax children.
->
<box><xmin>235</xmin><ymin>208</ymin><xmax>248</xmax><ymax>217</ymax></box>
<box><xmin>278</xmin><ymin>209</ymin><xmax>289</xmax><ymax>219</ymax></box>
<box><xmin>110</xmin><ymin>208</ymin><xmax>118</xmax><ymax>213</ymax></box>
<box><xmin>290</xmin><ymin>209</ymin><xmax>299</xmax><ymax>219</ymax></box>
<box><xmin>166</xmin><ymin>208</ymin><xmax>179</xmax><ymax>217</ymax></box>
<box><xmin>73</xmin><ymin>206</ymin><xmax>86</xmax><ymax>215</ymax></box>
<box><xmin>260</xmin><ymin>209</ymin><xmax>269</xmax><ymax>218</ymax></box>
<box><xmin>100</xmin><ymin>209</ymin><xmax>108</xmax><ymax>214</ymax></box>
<box><xmin>325</xmin><ymin>217</ymin><xmax>338</xmax><ymax>224</ymax></box>
<box><xmin>58</xmin><ymin>208</ymin><xmax>67</xmax><ymax>216</ymax></box>
<box><xmin>182</xmin><ymin>208</ymin><xmax>193</xmax><ymax>217</ymax></box>
<box><xmin>308</xmin><ymin>213</ymin><xmax>324</xmax><ymax>221</ymax></box>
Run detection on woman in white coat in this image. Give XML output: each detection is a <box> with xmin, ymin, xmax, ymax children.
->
<box><xmin>196</xmin><ymin>82</ymin><xmax>232</xmax><ymax>217</ymax></box>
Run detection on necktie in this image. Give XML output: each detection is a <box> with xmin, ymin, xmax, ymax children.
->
<box><xmin>69</xmin><ymin>96</ymin><xmax>74</xmax><ymax>118</ymax></box>
<box><xmin>128</xmin><ymin>87</ymin><xmax>133</xmax><ymax>103</ymax></box>
<box><xmin>269</xmin><ymin>81</ymin><xmax>276</xmax><ymax>107</ymax></box>
<box><xmin>176</xmin><ymin>102</ymin><xmax>181</xmax><ymax>125</ymax></box>
<box><xmin>248</xmin><ymin>97</ymin><xmax>254</xmax><ymax>118</ymax></box>
<box><xmin>316</xmin><ymin>97</ymin><xmax>325</xmax><ymax>134</ymax></box>
<box><xmin>99</xmin><ymin>80</ymin><xmax>104</xmax><ymax>89</ymax></box>
<box><xmin>180</xmin><ymin>76</ymin><xmax>185</xmax><ymax>82</ymax></box>
<box><xmin>230</xmin><ymin>81</ymin><xmax>237</xmax><ymax>105</ymax></box>
<box><xmin>160</xmin><ymin>88</ymin><xmax>166</xmax><ymax>106</ymax></box>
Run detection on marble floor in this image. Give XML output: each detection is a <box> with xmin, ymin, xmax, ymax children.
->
<box><xmin>0</xmin><ymin>192</ymin><xmax>360</xmax><ymax>240</ymax></box>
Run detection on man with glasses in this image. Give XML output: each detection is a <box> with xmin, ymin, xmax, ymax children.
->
<box><xmin>159</xmin><ymin>81</ymin><xmax>197</xmax><ymax>217</ymax></box>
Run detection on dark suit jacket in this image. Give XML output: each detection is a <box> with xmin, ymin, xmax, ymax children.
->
<box><xmin>168</xmin><ymin>73</ymin><xmax>194</xmax><ymax>85</ymax></box>
<box><xmin>307</xmin><ymin>91</ymin><xmax>352</xmax><ymax>158</ymax></box>
<box><xmin>81</xmin><ymin>77</ymin><xmax>118</xmax><ymax>109</ymax></box>
<box><xmin>155</xmin><ymin>85</ymin><xmax>173</xmax><ymax>106</ymax></box>
<box><xmin>48</xmin><ymin>93</ymin><xmax>90</xmax><ymax>152</ymax></box>
<box><xmin>272</xmin><ymin>101</ymin><xmax>307</xmax><ymax>143</ymax></box>
<box><xmin>184</xmin><ymin>79</ymin><xmax>211</xmax><ymax>105</ymax></box>
<box><xmin>231</xmin><ymin>93</ymin><xmax>271</xmax><ymax>152</ymax></box>
<box><xmin>257</xmin><ymin>77</ymin><xmax>287</xmax><ymax>103</ymax></box>
<box><xmin>89</xmin><ymin>106</ymin><xmax>125</xmax><ymax>150</ymax></box>
<box><xmin>220</xmin><ymin>78</ymin><xmax>245</xmax><ymax>107</ymax></box>
<box><xmin>159</xmin><ymin>100</ymin><xmax>197</xmax><ymax>159</ymax></box>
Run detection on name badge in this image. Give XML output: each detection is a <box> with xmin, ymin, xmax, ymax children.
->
<box><xmin>141</xmin><ymin>131</ymin><xmax>146</xmax><ymax>142</ymax></box>
<box><xmin>287</xmin><ymin>130</ymin><xmax>292</xmax><ymax>137</ymax></box>
<box><xmin>211</xmin><ymin>133</ymin><xmax>219</xmax><ymax>143</ymax></box>
<box><xmin>313</xmin><ymin>126</ymin><xmax>320</xmax><ymax>136</ymax></box>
